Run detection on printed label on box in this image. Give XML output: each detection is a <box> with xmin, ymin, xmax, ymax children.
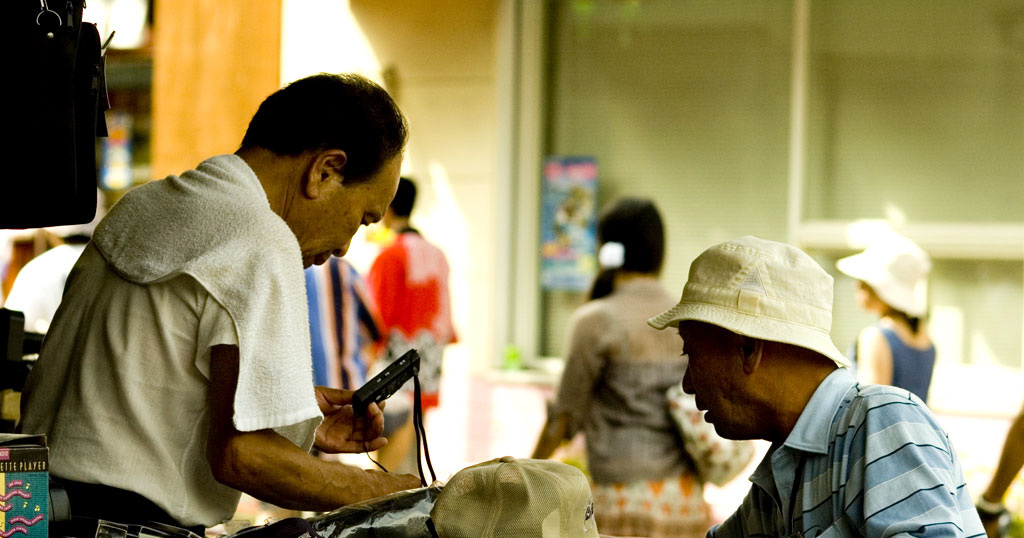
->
<box><xmin>0</xmin><ymin>440</ymin><xmax>48</xmax><ymax>538</ymax></box>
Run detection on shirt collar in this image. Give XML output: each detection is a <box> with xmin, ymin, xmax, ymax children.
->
<box><xmin>781</xmin><ymin>367</ymin><xmax>856</xmax><ymax>454</ymax></box>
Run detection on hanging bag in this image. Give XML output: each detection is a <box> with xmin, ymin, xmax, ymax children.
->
<box><xmin>665</xmin><ymin>384</ymin><xmax>755</xmax><ymax>486</ymax></box>
<box><xmin>4</xmin><ymin>0</ymin><xmax>107</xmax><ymax>229</ymax></box>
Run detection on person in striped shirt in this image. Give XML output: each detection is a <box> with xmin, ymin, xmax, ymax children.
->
<box><xmin>647</xmin><ymin>236</ymin><xmax>984</xmax><ymax>538</ymax></box>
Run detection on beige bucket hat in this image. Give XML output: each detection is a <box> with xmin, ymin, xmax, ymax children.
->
<box><xmin>430</xmin><ymin>457</ymin><xmax>599</xmax><ymax>538</ymax></box>
<box><xmin>648</xmin><ymin>236</ymin><xmax>850</xmax><ymax>368</ymax></box>
<box><xmin>835</xmin><ymin>233</ymin><xmax>931</xmax><ymax>317</ymax></box>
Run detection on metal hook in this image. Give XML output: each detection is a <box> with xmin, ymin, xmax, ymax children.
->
<box><xmin>101</xmin><ymin>30</ymin><xmax>116</xmax><ymax>52</ymax></box>
<box><xmin>36</xmin><ymin>0</ymin><xmax>64</xmax><ymax>35</ymax></box>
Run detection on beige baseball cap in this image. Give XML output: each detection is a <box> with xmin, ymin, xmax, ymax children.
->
<box><xmin>648</xmin><ymin>236</ymin><xmax>850</xmax><ymax>368</ymax></box>
<box><xmin>430</xmin><ymin>457</ymin><xmax>600</xmax><ymax>538</ymax></box>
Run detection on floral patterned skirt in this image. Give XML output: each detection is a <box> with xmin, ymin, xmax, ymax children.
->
<box><xmin>592</xmin><ymin>473</ymin><xmax>710</xmax><ymax>538</ymax></box>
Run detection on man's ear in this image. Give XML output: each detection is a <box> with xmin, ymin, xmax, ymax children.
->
<box><xmin>740</xmin><ymin>337</ymin><xmax>764</xmax><ymax>375</ymax></box>
<box><xmin>303</xmin><ymin>149</ymin><xmax>348</xmax><ymax>199</ymax></box>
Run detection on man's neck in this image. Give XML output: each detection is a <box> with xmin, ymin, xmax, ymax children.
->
<box><xmin>762</xmin><ymin>356</ymin><xmax>837</xmax><ymax>444</ymax></box>
<box><xmin>235</xmin><ymin>147</ymin><xmax>304</xmax><ymax>218</ymax></box>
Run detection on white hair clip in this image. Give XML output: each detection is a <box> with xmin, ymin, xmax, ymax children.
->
<box><xmin>598</xmin><ymin>241</ymin><xmax>625</xmax><ymax>269</ymax></box>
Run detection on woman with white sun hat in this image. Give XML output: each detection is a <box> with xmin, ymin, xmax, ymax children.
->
<box><xmin>836</xmin><ymin>232</ymin><xmax>936</xmax><ymax>402</ymax></box>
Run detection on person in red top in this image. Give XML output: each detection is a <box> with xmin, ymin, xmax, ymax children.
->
<box><xmin>366</xmin><ymin>176</ymin><xmax>456</xmax><ymax>470</ymax></box>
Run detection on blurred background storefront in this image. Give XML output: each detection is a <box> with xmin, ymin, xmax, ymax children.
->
<box><xmin>504</xmin><ymin>0</ymin><xmax>1024</xmax><ymax>520</ymax></box>
<box><xmin>4</xmin><ymin>0</ymin><xmax>1022</xmax><ymax>525</ymax></box>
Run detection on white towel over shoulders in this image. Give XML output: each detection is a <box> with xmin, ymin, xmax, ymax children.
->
<box><xmin>93</xmin><ymin>154</ymin><xmax>321</xmax><ymax>448</ymax></box>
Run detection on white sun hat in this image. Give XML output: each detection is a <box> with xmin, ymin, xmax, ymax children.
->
<box><xmin>648</xmin><ymin>236</ymin><xmax>850</xmax><ymax>368</ymax></box>
<box><xmin>835</xmin><ymin>233</ymin><xmax>931</xmax><ymax>317</ymax></box>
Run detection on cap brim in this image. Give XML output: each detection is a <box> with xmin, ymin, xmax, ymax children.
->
<box><xmin>648</xmin><ymin>301</ymin><xmax>851</xmax><ymax>369</ymax></box>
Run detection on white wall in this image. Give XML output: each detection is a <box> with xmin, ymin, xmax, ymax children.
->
<box><xmin>279</xmin><ymin>0</ymin><xmax>502</xmax><ymax>379</ymax></box>
<box><xmin>543</xmin><ymin>0</ymin><xmax>795</xmax><ymax>355</ymax></box>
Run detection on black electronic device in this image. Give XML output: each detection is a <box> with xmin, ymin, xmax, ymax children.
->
<box><xmin>352</xmin><ymin>350</ymin><xmax>420</xmax><ymax>415</ymax></box>
<box><xmin>1</xmin><ymin>309</ymin><xmax>44</xmax><ymax>432</ymax></box>
<box><xmin>2</xmin><ymin>309</ymin><xmax>43</xmax><ymax>363</ymax></box>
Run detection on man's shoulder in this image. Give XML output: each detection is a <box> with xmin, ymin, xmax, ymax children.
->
<box><xmin>855</xmin><ymin>382</ymin><xmax>915</xmax><ymax>397</ymax></box>
<box><xmin>834</xmin><ymin>383</ymin><xmax>950</xmax><ymax>451</ymax></box>
<box><xmin>838</xmin><ymin>383</ymin><xmax>934</xmax><ymax>424</ymax></box>
<box><xmin>851</xmin><ymin>383</ymin><xmax>929</xmax><ymax>412</ymax></box>
<box><xmin>823</xmin><ymin>389</ymin><xmax>980</xmax><ymax>537</ymax></box>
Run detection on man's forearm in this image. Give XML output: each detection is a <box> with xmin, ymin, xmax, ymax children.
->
<box><xmin>210</xmin><ymin>427</ymin><xmax>416</xmax><ymax>511</ymax></box>
<box><xmin>206</xmin><ymin>344</ymin><xmax>418</xmax><ymax>511</ymax></box>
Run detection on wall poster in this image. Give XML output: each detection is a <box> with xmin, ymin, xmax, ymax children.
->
<box><xmin>540</xmin><ymin>156</ymin><xmax>598</xmax><ymax>291</ymax></box>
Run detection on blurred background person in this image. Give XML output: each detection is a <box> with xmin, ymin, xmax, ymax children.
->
<box><xmin>4</xmin><ymin>190</ymin><xmax>105</xmax><ymax>333</ymax></box>
<box><xmin>366</xmin><ymin>176</ymin><xmax>456</xmax><ymax>471</ymax></box>
<box><xmin>977</xmin><ymin>403</ymin><xmax>1024</xmax><ymax>538</ymax></box>
<box><xmin>532</xmin><ymin>197</ymin><xmax>752</xmax><ymax>538</ymax></box>
<box><xmin>836</xmin><ymin>233</ymin><xmax>935</xmax><ymax>402</ymax></box>
<box><xmin>305</xmin><ymin>257</ymin><xmax>384</xmax><ymax>391</ymax></box>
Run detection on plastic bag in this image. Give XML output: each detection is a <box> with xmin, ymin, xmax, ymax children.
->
<box><xmin>227</xmin><ymin>486</ymin><xmax>440</xmax><ymax>538</ymax></box>
<box><xmin>311</xmin><ymin>486</ymin><xmax>441</xmax><ymax>538</ymax></box>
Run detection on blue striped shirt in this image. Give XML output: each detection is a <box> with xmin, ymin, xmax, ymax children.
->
<box><xmin>711</xmin><ymin>368</ymin><xmax>984</xmax><ymax>538</ymax></box>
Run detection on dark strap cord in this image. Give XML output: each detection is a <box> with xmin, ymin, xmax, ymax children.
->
<box><xmin>425</xmin><ymin>518</ymin><xmax>442</xmax><ymax>538</ymax></box>
<box><xmin>365</xmin><ymin>443</ymin><xmax>388</xmax><ymax>472</ymax></box>
<box><xmin>413</xmin><ymin>375</ymin><xmax>437</xmax><ymax>485</ymax></box>
<box><xmin>362</xmin><ymin>373</ymin><xmax>436</xmax><ymax>486</ymax></box>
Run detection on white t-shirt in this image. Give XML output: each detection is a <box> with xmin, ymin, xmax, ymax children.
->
<box><xmin>4</xmin><ymin>243</ymin><xmax>86</xmax><ymax>333</ymax></box>
<box><xmin>20</xmin><ymin>244</ymin><xmax>245</xmax><ymax>525</ymax></box>
<box><xmin>22</xmin><ymin>155</ymin><xmax>322</xmax><ymax>527</ymax></box>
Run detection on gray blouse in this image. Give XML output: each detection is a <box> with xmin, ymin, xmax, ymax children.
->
<box><xmin>552</xmin><ymin>278</ymin><xmax>690</xmax><ymax>484</ymax></box>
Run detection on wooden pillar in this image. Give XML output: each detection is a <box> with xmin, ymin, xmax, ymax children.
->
<box><xmin>151</xmin><ymin>0</ymin><xmax>282</xmax><ymax>179</ymax></box>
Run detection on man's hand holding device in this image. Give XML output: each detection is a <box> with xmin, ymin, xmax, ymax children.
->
<box><xmin>313</xmin><ymin>386</ymin><xmax>388</xmax><ymax>454</ymax></box>
<box><xmin>314</xmin><ymin>350</ymin><xmax>421</xmax><ymax>454</ymax></box>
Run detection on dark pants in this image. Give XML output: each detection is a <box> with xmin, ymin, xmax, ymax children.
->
<box><xmin>54</xmin><ymin>476</ymin><xmax>206</xmax><ymax>536</ymax></box>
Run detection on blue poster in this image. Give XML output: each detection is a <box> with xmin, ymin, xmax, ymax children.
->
<box><xmin>541</xmin><ymin>156</ymin><xmax>598</xmax><ymax>291</ymax></box>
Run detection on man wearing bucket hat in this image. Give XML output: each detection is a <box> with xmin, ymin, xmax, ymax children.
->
<box><xmin>836</xmin><ymin>233</ymin><xmax>936</xmax><ymax>402</ymax></box>
<box><xmin>648</xmin><ymin>236</ymin><xmax>982</xmax><ymax>537</ymax></box>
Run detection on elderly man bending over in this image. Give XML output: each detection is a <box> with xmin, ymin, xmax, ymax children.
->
<box><xmin>648</xmin><ymin>236</ymin><xmax>983</xmax><ymax>538</ymax></box>
<box><xmin>20</xmin><ymin>73</ymin><xmax>421</xmax><ymax>532</ymax></box>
